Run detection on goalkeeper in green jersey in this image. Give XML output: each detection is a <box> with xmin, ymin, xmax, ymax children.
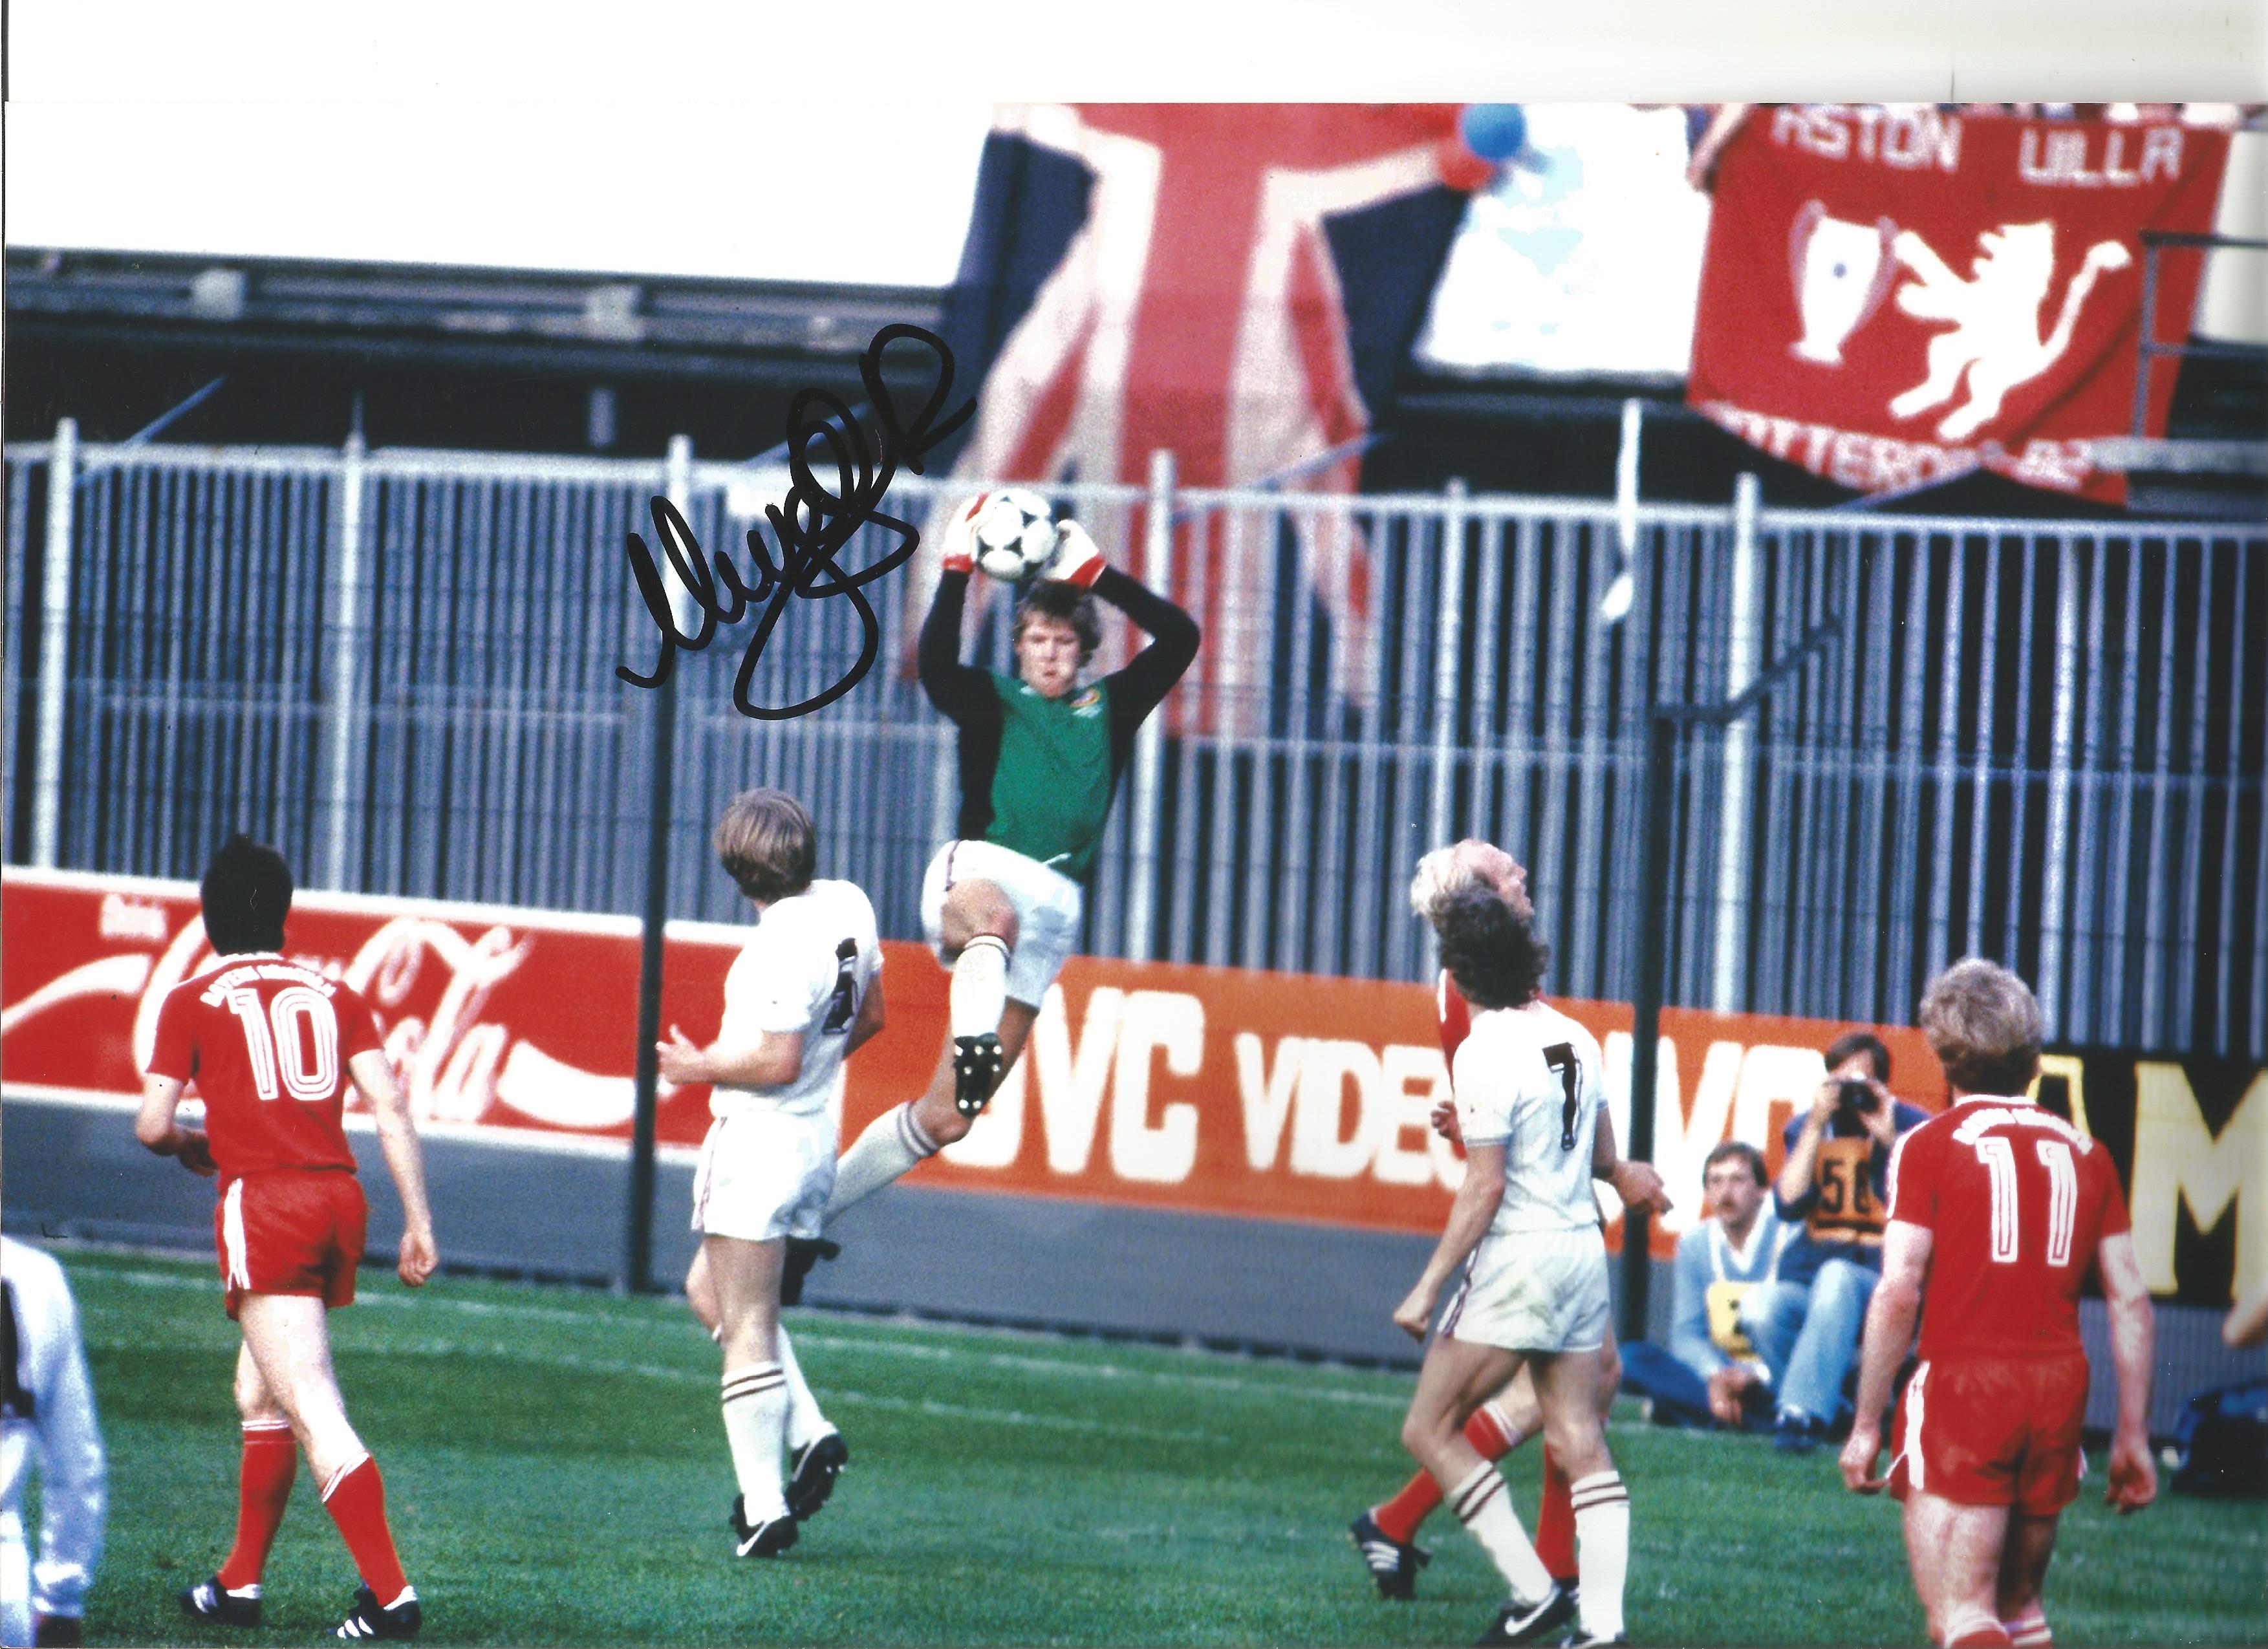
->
<box><xmin>823</xmin><ymin>493</ymin><xmax>1199</xmax><ymax>1221</ymax></box>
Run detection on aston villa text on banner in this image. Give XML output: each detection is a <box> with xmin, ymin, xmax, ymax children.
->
<box><xmin>1687</xmin><ymin>107</ymin><xmax>2230</xmax><ymax>505</ymax></box>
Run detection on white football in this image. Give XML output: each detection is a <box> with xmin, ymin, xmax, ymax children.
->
<box><xmin>971</xmin><ymin>490</ymin><xmax>1059</xmax><ymax>583</ymax></box>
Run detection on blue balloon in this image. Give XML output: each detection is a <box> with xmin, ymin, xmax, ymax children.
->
<box><xmin>1460</xmin><ymin>103</ymin><xmax>1527</xmax><ymax>162</ymax></box>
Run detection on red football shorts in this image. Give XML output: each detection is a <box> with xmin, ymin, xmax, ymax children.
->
<box><xmin>1890</xmin><ymin>1354</ymin><xmax>2091</xmax><ymax>1514</ymax></box>
<box><xmin>214</xmin><ymin>1171</ymin><xmax>368</xmax><ymax>1319</ymax></box>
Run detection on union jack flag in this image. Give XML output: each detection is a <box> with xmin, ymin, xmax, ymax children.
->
<box><xmin>922</xmin><ymin>103</ymin><xmax>1487</xmax><ymax>734</ymax></box>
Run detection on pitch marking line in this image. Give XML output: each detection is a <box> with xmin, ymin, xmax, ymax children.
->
<box><xmin>74</xmin><ymin>1263</ymin><xmax>1410</xmax><ymax>1409</ymax></box>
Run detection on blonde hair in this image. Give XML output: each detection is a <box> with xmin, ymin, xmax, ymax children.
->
<box><xmin>1409</xmin><ymin>841</ymin><xmax>1493</xmax><ymax>923</ymax></box>
<box><xmin>1918</xmin><ymin>958</ymin><xmax>2045</xmax><ymax>1096</ymax></box>
<box><xmin>714</xmin><ymin>789</ymin><xmax>816</xmax><ymax>905</ymax></box>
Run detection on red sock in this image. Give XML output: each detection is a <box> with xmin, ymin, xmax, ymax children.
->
<box><xmin>1464</xmin><ymin>1403</ymin><xmax>1520</xmax><ymax>1458</ymax></box>
<box><xmin>217</xmin><ymin>1422</ymin><xmax>297</xmax><ymax>1590</ymax></box>
<box><xmin>1374</xmin><ymin>1408</ymin><xmax>1526</xmax><ymax>1544</ymax></box>
<box><xmin>1370</xmin><ymin>1469</ymin><xmax>1443</xmax><ymax>1544</ymax></box>
<box><xmin>1534</xmin><ymin>1442</ymin><xmax>1576</xmax><ymax>1584</ymax></box>
<box><xmin>319</xmin><ymin>1454</ymin><xmax>411</xmax><ymax>1604</ymax></box>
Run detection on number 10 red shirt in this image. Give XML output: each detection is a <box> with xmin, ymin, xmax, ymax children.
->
<box><xmin>147</xmin><ymin>954</ymin><xmax>384</xmax><ymax>1180</ymax></box>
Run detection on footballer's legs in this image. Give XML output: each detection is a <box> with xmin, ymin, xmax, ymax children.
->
<box><xmin>940</xmin><ymin>879</ymin><xmax>1017</xmax><ymax>1045</ymax></box>
<box><xmin>932</xmin><ymin>880</ymin><xmax>1025</xmax><ymax>1125</ymax></box>
<box><xmin>1355</xmin><ymin>1375</ymin><xmax>1535</xmax><ymax>1597</ymax></box>
<box><xmin>691</xmin><ymin>1244</ymin><xmax>841</xmax><ymax>1513</ymax></box>
<box><xmin>707</xmin><ymin>1234</ymin><xmax>797</xmax><ymax>1556</ymax></box>
<box><xmin>1535</xmin><ymin>1347</ymin><xmax>1628</xmax><ymax>1645</ymax></box>
<box><xmin>1903</xmin><ymin>1489</ymin><xmax>2014</xmax><ymax>1647</ymax></box>
<box><xmin>777</xmin><ymin>1328</ymin><xmax>848</xmax><ymax>1520</ymax></box>
<box><xmin>828</xmin><ymin>962</ymin><xmax>1039</xmax><ymax>1219</ymax></box>
<box><xmin>1403</xmin><ymin>1335</ymin><xmax>1564</xmax><ymax>1632</ymax></box>
<box><xmin>686</xmin><ymin>1245</ymin><xmax>721</xmax><ymax>1338</ymax></box>
<box><xmin>236</xmin><ymin>1293</ymin><xmax>418</xmax><ymax>1632</ymax></box>
<box><xmin>1372</xmin><ymin>1377</ymin><xmax>1538</xmax><ymax>1540</ymax></box>
<box><xmin>182</xmin><ymin>1343</ymin><xmax>296</xmax><ymax>1625</ymax></box>
<box><xmin>1994</xmin><ymin>1511</ymin><xmax>2060</xmax><ymax>1648</ymax></box>
<box><xmin>1535</xmin><ymin>1317</ymin><xmax>1621</xmax><ymax>1593</ymax></box>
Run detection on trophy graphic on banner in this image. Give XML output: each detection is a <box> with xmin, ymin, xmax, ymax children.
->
<box><xmin>1788</xmin><ymin>200</ymin><xmax>1899</xmax><ymax>366</ymax></box>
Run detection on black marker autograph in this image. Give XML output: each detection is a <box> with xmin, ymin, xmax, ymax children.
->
<box><xmin>616</xmin><ymin>323</ymin><xmax>975</xmax><ymax>720</ymax></box>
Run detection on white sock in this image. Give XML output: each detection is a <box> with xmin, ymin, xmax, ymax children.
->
<box><xmin>720</xmin><ymin>1363</ymin><xmax>790</xmax><ymax>1521</ymax></box>
<box><xmin>1570</xmin><ymin>1470</ymin><xmax>1630</xmax><ymax>1641</ymax></box>
<box><xmin>826</xmin><ymin>1102</ymin><xmax>940</xmax><ymax>1216</ymax></box>
<box><xmin>2004</xmin><ymin>1605</ymin><xmax>2051</xmax><ymax>1648</ymax></box>
<box><xmin>1943</xmin><ymin>1604</ymin><xmax>2008</xmax><ymax>1646</ymax></box>
<box><xmin>1484</xmin><ymin>1399</ymin><xmax>1535</xmax><ymax>1451</ymax></box>
<box><xmin>776</xmin><ymin>1327</ymin><xmax>829</xmax><ymax>1452</ymax></box>
<box><xmin>949</xmin><ymin>935</ymin><xmax>1010</xmax><ymax>1038</ymax></box>
<box><xmin>1447</xmin><ymin>1461</ymin><xmax>1554</xmax><ymax>1603</ymax></box>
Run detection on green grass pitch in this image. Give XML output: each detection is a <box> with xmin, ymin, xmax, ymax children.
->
<box><xmin>44</xmin><ymin>1245</ymin><xmax>2267</xmax><ymax>1646</ymax></box>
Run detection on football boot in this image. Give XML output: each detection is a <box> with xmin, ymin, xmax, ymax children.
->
<box><xmin>728</xmin><ymin>1494</ymin><xmax>800</xmax><ymax>1559</ymax></box>
<box><xmin>1471</xmin><ymin>1582</ymin><xmax>1575</xmax><ymax>1646</ymax></box>
<box><xmin>179</xmin><ymin>1577</ymin><xmax>262</xmax><ymax>1629</ymax></box>
<box><xmin>951</xmin><ymin>1033</ymin><xmax>1005</xmax><ymax>1117</ymax></box>
<box><xmin>1346</xmin><ymin>1510</ymin><xmax>1430</xmax><ymax>1600</ymax></box>
<box><xmin>334</xmin><ymin>1584</ymin><xmax>422</xmax><ymax>1641</ymax></box>
<box><xmin>786</xmin><ymin>1432</ymin><xmax>848</xmax><ymax>1521</ymax></box>
<box><xmin>780</xmin><ymin>1236</ymin><xmax>840</xmax><ymax>1307</ymax></box>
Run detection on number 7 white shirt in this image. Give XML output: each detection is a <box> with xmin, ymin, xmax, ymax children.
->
<box><xmin>1452</xmin><ymin>998</ymin><xmax>1608</xmax><ymax>1236</ymax></box>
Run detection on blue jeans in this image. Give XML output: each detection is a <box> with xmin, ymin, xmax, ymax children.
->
<box><xmin>1738</xmin><ymin>1257</ymin><xmax>1881</xmax><ymax>1425</ymax></box>
<box><xmin>1617</xmin><ymin>1341</ymin><xmax>1720</xmax><ymax>1428</ymax></box>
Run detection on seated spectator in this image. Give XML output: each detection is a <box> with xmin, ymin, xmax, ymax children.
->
<box><xmin>1619</xmin><ymin>1141</ymin><xmax>1802</xmax><ymax>1429</ymax></box>
<box><xmin>1742</xmin><ymin>1031</ymin><xmax>1930</xmax><ymax>1454</ymax></box>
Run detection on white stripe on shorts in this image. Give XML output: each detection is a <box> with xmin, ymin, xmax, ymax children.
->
<box><xmin>1899</xmin><ymin>1361</ymin><xmax>1930</xmax><ymax>1494</ymax></box>
<box><xmin>222</xmin><ymin>1180</ymin><xmax>251</xmax><ymax>1289</ymax></box>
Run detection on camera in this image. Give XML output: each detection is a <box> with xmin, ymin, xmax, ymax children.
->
<box><xmin>1836</xmin><ymin>1078</ymin><xmax>1881</xmax><ymax>1116</ymax></box>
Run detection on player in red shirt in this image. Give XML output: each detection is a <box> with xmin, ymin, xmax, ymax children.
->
<box><xmin>136</xmin><ymin>835</ymin><xmax>438</xmax><ymax>1642</ymax></box>
<box><xmin>1840</xmin><ymin>960</ymin><xmax>2156</xmax><ymax>1649</ymax></box>
<box><xmin>1350</xmin><ymin>841</ymin><xmax>1670</xmax><ymax>1615</ymax></box>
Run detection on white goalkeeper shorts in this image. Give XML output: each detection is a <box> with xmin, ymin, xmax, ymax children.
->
<box><xmin>691</xmin><ymin>1107</ymin><xmax>836</xmax><ymax>1243</ymax></box>
<box><xmin>920</xmin><ymin>839</ymin><xmax>1084</xmax><ymax>1008</ymax></box>
<box><xmin>1441</xmin><ymin>1225</ymin><xmax>1612</xmax><ymax>1354</ymax></box>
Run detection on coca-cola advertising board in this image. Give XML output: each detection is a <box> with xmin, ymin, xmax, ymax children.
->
<box><xmin>1688</xmin><ymin>107</ymin><xmax>2230</xmax><ymax>504</ymax></box>
<box><xmin>5</xmin><ymin>867</ymin><xmax>1961</xmax><ymax>1258</ymax></box>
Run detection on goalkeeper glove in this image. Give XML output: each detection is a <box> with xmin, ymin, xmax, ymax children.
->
<box><xmin>939</xmin><ymin>492</ymin><xmax>988</xmax><ymax>575</ymax></box>
<box><xmin>1042</xmin><ymin>519</ymin><xmax>1107</xmax><ymax>588</ymax></box>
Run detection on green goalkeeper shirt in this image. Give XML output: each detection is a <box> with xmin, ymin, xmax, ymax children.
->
<box><xmin>918</xmin><ymin>568</ymin><xmax>1201</xmax><ymax>883</ymax></box>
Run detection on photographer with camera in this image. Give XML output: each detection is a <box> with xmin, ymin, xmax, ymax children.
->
<box><xmin>1748</xmin><ymin>1032</ymin><xmax>1932</xmax><ymax>1454</ymax></box>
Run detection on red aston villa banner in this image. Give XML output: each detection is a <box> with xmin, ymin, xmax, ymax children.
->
<box><xmin>1689</xmin><ymin>107</ymin><xmax>2230</xmax><ymax>504</ymax></box>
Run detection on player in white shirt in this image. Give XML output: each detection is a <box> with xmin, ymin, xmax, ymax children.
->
<box><xmin>657</xmin><ymin>791</ymin><xmax>885</xmax><ymax>1560</ymax></box>
<box><xmin>3</xmin><ymin>1238</ymin><xmax>106</xmax><ymax>1648</ymax></box>
<box><xmin>1394</xmin><ymin>885</ymin><xmax>1631</xmax><ymax>1648</ymax></box>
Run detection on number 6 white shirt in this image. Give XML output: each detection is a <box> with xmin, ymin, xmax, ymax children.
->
<box><xmin>1452</xmin><ymin>999</ymin><xmax>1608</xmax><ymax>1236</ymax></box>
<box><xmin>708</xmin><ymin>879</ymin><xmax>882</xmax><ymax>1121</ymax></box>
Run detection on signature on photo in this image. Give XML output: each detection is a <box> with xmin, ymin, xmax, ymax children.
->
<box><xmin>616</xmin><ymin>323</ymin><xmax>975</xmax><ymax>720</ymax></box>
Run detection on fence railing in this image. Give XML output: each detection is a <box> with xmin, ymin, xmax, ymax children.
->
<box><xmin>7</xmin><ymin>427</ymin><xmax>2262</xmax><ymax>1057</ymax></box>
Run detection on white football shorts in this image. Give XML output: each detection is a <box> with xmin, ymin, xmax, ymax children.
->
<box><xmin>690</xmin><ymin>1107</ymin><xmax>836</xmax><ymax>1243</ymax></box>
<box><xmin>1441</xmin><ymin>1225</ymin><xmax>1611</xmax><ymax>1354</ymax></box>
<box><xmin>920</xmin><ymin>839</ymin><xmax>1084</xmax><ymax>1008</ymax></box>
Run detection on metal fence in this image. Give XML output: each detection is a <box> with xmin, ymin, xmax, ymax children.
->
<box><xmin>8</xmin><ymin>426</ymin><xmax>2262</xmax><ymax>1055</ymax></box>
